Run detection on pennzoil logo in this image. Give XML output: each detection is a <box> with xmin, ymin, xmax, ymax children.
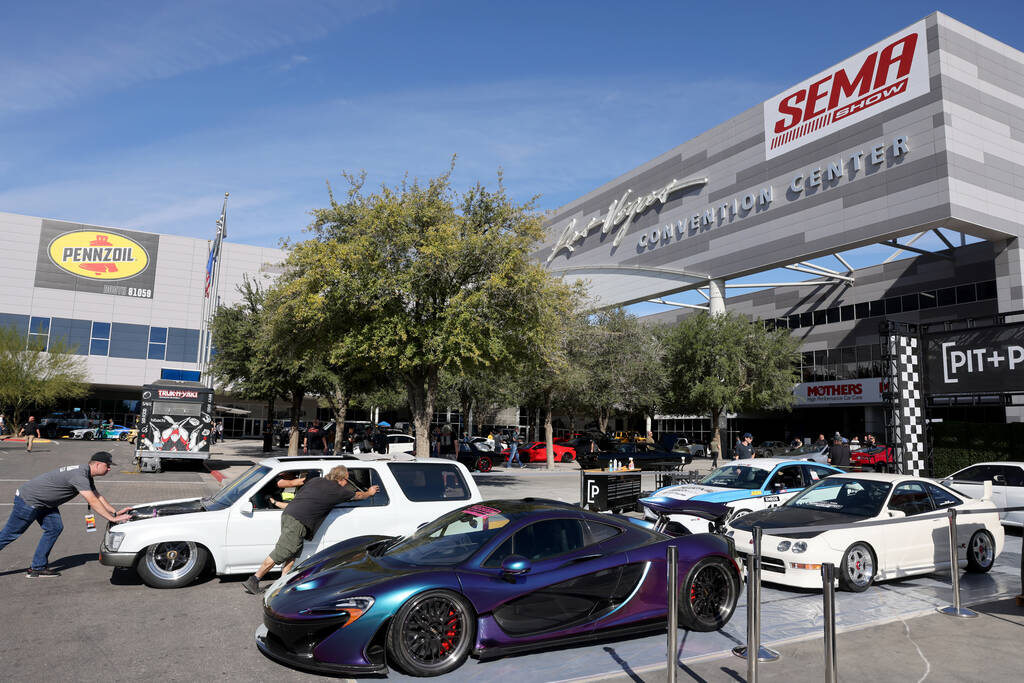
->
<box><xmin>47</xmin><ymin>230</ymin><xmax>150</xmax><ymax>280</ymax></box>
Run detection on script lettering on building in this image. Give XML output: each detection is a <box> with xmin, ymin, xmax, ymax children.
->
<box><xmin>547</xmin><ymin>176</ymin><xmax>708</xmax><ymax>263</ymax></box>
<box><xmin>763</xmin><ymin>19</ymin><xmax>928</xmax><ymax>160</ymax></box>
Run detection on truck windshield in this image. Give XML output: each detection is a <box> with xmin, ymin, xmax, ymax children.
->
<box><xmin>208</xmin><ymin>465</ymin><xmax>271</xmax><ymax>509</ymax></box>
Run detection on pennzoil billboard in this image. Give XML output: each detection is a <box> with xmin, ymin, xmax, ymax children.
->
<box><xmin>34</xmin><ymin>219</ymin><xmax>159</xmax><ymax>299</ymax></box>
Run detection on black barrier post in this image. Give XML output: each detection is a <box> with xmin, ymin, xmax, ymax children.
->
<box><xmin>732</xmin><ymin>526</ymin><xmax>779</xmax><ymax>681</ymax></box>
<box><xmin>937</xmin><ymin>507</ymin><xmax>978</xmax><ymax>618</ymax></box>
<box><xmin>821</xmin><ymin>563</ymin><xmax>837</xmax><ymax>683</ymax></box>
<box><xmin>667</xmin><ymin>545</ymin><xmax>678</xmax><ymax>683</ymax></box>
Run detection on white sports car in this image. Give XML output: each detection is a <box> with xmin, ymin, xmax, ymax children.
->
<box><xmin>728</xmin><ymin>473</ymin><xmax>1004</xmax><ymax>592</ymax></box>
<box><xmin>99</xmin><ymin>456</ymin><xmax>482</xmax><ymax>588</ymax></box>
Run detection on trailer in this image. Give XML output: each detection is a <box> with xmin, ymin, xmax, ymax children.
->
<box><xmin>135</xmin><ymin>380</ymin><xmax>214</xmax><ymax>473</ymax></box>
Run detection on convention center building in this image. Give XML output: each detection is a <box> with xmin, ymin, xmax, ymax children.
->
<box><xmin>0</xmin><ymin>209</ymin><xmax>290</xmax><ymax>435</ymax></box>
<box><xmin>539</xmin><ymin>12</ymin><xmax>1024</xmax><ymax>444</ymax></box>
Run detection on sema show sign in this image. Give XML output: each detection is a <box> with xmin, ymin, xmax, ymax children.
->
<box><xmin>794</xmin><ymin>378</ymin><xmax>885</xmax><ymax>406</ymax></box>
<box><xmin>34</xmin><ymin>219</ymin><xmax>159</xmax><ymax>299</ymax></box>
<box><xmin>763</xmin><ymin>19</ymin><xmax>929</xmax><ymax>160</ymax></box>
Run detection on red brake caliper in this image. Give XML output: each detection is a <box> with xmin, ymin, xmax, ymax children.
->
<box><xmin>440</xmin><ymin>609</ymin><xmax>456</xmax><ymax>655</ymax></box>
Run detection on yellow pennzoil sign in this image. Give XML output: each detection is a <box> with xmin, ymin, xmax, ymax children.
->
<box><xmin>47</xmin><ymin>230</ymin><xmax>149</xmax><ymax>280</ymax></box>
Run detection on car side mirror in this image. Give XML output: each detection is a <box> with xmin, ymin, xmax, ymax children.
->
<box><xmin>240</xmin><ymin>500</ymin><xmax>254</xmax><ymax>515</ymax></box>
<box><xmin>887</xmin><ymin>509</ymin><xmax>906</xmax><ymax>519</ymax></box>
<box><xmin>500</xmin><ymin>555</ymin><xmax>531</xmax><ymax>581</ymax></box>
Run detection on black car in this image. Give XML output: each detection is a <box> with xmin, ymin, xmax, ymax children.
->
<box><xmin>457</xmin><ymin>440</ymin><xmax>497</xmax><ymax>472</ymax></box>
<box><xmin>578</xmin><ymin>442</ymin><xmax>691</xmax><ymax>471</ymax></box>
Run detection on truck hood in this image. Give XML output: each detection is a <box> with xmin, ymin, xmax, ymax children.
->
<box><xmin>126</xmin><ymin>497</ymin><xmax>206</xmax><ymax>521</ymax></box>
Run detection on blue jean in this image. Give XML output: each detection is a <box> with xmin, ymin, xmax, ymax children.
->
<box><xmin>508</xmin><ymin>442</ymin><xmax>521</xmax><ymax>466</ymax></box>
<box><xmin>0</xmin><ymin>495</ymin><xmax>64</xmax><ymax>570</ymax></box>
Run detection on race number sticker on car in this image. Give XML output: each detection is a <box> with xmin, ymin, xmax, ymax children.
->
<box><xmin>763</xmin><ymin>496</ymin><xmax>781</xmax><ymax>503</ymax></box>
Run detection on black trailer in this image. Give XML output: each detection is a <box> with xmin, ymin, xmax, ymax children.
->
<box><xmin>135</xmin><ymin>380</ymin><xmax>214</xmax><ymax>473</ymax></box>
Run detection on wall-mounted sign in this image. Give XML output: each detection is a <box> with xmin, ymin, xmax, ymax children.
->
<box><xmin>794</xmin><ymin>378</ymin><xmax>885</xmax><ymax>406</ymax></box>
<box><xmin>925</xmin><ymin>322</ymin><xmax>1024</xmax><ymax>395</ymax></box>
<box><xmin>763</xmin><ymin>19</ymin><xmax>928</xmax><ymax>160</ymax></box>
<box><xmin>34</xmin><ymin>220</ymin><xmax>159</xmax><ymax>299</ymax></box>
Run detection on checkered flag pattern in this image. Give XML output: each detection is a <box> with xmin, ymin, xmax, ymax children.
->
<box><xmin>889</xmin><ymin>334</ymin><xmax>925</xmax><ymax>475</ymax></box>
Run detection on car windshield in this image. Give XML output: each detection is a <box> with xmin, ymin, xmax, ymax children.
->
<box><xmin>792</xmin><ymin>445</ymin><xmax>821</xmax><ymax>455</ymax></box>
<box><xmin>699</xmin><ymin>464</ymin><xmax>771</xmax><ymax>490</ymax></box>
<box><xmin>208</xmin><ymin>465</ymin><xmax>272</xmax><ymax>508</ymax></box>
<box><xmin>785</xmin><ymin>478</ymin><xmax>891</xmax><ymax>517</ymax></box>
<box><xmin>381</xmin><ymin>504</ymin><xmax>519</xmax><ymax>567</ymax></box>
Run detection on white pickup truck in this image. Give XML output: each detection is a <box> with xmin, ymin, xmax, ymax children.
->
<box><xmin>99</xmin><ymin>455</ymin><xmax>482</xmax><ymax>588</ymax></box>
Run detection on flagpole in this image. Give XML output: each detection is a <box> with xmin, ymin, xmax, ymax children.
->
<box><xmin>201</xmin><ymin>193</ymin><xmax>228</xmax><ymax>388</ymax></box>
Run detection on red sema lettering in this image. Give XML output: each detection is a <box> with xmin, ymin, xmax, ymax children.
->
<box><xmin>772</xmin><ymin>32</ymin><xmax>918</xmax><ymax>137</ymax></box>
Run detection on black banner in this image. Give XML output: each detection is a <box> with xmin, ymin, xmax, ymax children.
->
<box><xmin>925</xmin><ymin>322</ymin><xmax>1024</xmax><ymax>394</ymax></box>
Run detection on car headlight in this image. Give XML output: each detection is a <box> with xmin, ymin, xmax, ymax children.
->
<box><xmin>792</xmin><ymin>541</ymin><xmax>807</xmax><ymax>553</ymax></box>
<box><xmin>777</xmin><ymin>541</ymin><xmax>791</xmax><ymax>552</ymax></box>
<box><xmin>298</xmin><ymin>596</ymin><xmax>374</xmax><ymax>626</ymax></box>
<box><xmin>104</xmin><ymin>530</ymin><xmax>124</xmax><ymax>552</ymax></box>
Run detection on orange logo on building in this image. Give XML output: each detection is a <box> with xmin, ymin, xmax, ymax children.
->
<box><xmin>47</xmin><ymin>230</ymin><xmax>149</xmax><ymax>280</ymax></box>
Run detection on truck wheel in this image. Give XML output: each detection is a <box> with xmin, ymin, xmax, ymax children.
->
<box><xmin>136</xmin><ymin>541</ymin><xmax>209</xmax><ymax>588</ymax></box>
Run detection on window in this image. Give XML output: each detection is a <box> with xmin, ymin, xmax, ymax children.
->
<box><xmin>585</xmin><ymin>520</ymin><xmax>622</xmax><ymax>543</ymax></box>
<box><xmin>888</xmin><ymin>482</ymin><xmax>934</xmax><ymax>516</ymax></box>
<box><xmin>925</xmin><ymin>483</ymin><xmax>961</xmax><ymax>509</ymax></box>
<box><xmin>955</xmin><ymin>284</ymin><xmax>976</xmax><ymax>304</ymax></box>
<box><xmin>90</xmin><ymin>321</ymin><xmax>110</xmax><ymax>356</ymax></box>
<box><xmin>1001</xmin><ymin>466</ymin><xmax>1024</xmax><ymax>486</ymax></box>
<box><xmin>800</xmin><ymin>312</ymin><xmax>813</xmax><ymax>327</ymax></box>
<box><xmin>336</xmin><ymin>468</ymin><xmax>390</xmax><ymax>507</ymax></box>
<box><xmin>804</xmin><ymin>465</ymin><xmax>838</xmax><ymax>483</ymax></box>
<box><xmin>813</xmin><ymin>310</ymin><xmax>827</xmax><ymax>326</ymax></box>
<box><xmin>508</xmin><ymin>519</ymin><xmax>586</xmax><ymax>562</ymax></box>
<box><xmin>789</xmin><ymin>314</ymin><xmax>802</xmax><ymax>330</ymax></box>
<box><xmin>869</xmin><ymin>300</ymin><xmax>885</xmax><ymax>317</ymax></box>
<box><xmin>840</xmin><ymin>305</ymin><xmax>855</xmax><ymax>321</ymax></box>
<box><xmin>884</xmin><ymin>297</ymin><xmax>902</xmax><ymax>315</ymax></box>
<box><xmin>28</xmin><ymin>316</ymin><xmax>49</xmax><ymax>350</ymax></box>
<box><xmin>951</xmin><ymin>465</ymin><xmax>1000</xmax><ymax>483</ymax></box>
<box><xmin>919</xmin><ymin>290</ymin><xmax>937</xmax><ymax>309</ymax></box>
<box><xmin>937</xmin><ymin>287</ymin><xmax>956</xmax><ymax>306</ymax></box>
<box><xmin>976</xmin><ymin>280</ymin><xmax>997</xmax><ymax>300</ymax></box>
<box><xmin>768</xmin><ymin>465</ymin><xmax>805</xmax><ymax>490</ymax></box>
<box><xmin>901</xmin><ymin>293</ymin><xmax>919</xmax><ymax>311</ymax></box>
<box><xmin>388</xmin><ymin>463</ymin><xmax>471</xmax><ymax>501</ymax></box>
<box><xmin>855</xmin><ymin>302</ymin><xmax>870</xmax><ymax>319</ymax></box>
<box><xmin>826</xmin><ymin>307</ymin><xmax>840</xmax><ymax>324</ymax></box>
<box><xmin>148</xmin><ymin>326</ymin><xmax>167</xmax><ymax>360</ymax></box>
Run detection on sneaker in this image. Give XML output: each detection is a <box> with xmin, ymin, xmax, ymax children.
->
<box><xmin>242</xmin><ymin>575</ymin><xmax>262</xmax><ymax>595</ymax></box>
<box><xmin>26</xmin><ymin>568</ymin><xmax>60</xmax><ymax>578</ymax></box>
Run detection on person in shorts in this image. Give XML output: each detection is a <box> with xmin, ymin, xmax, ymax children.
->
<box><xmin>243</xmin><ymin>465</ymin><xmax>379</xmax><ymax>594</ymax></box>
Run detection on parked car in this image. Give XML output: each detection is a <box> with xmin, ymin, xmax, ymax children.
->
<box><xmin>354</xmin><ymin>433</ymin><xmax>416</xmax><ymax>455</ymax></box>
<box><xmin>942</xmin><ymin>461</ymin><xmax>1024</xmax><ymax>528</ymax></box>
<box><xmin>501</xmin><ymin>441</ymin><xmax>576</xmax><ymax>463</ymax></box>
<box><xmin>753</xmin><ymin>440</ymin><xmax>790</xmax><ymax>458</ymax></box>
<box><xmin>671</xmin><ymin>436</ymin><xmax>707</xmax><ymax>458</ymax></box>
<box><xmin>641</xmin><ymin>459</ymin><xmax>843</xmax><ymax>534</ymax></box>
<box><xmin>787</xmin><ymin>442</ymin><xmax>830</xmax><ymax>464</ymax></box>
<box><xmin>578</xmin><ymin>442</ymin><xmax>689</xmax><ymax>471</ymax></box>
<box><xmin>728</xmin><ymin>473</ymin><xmax>1004</xmax><ymax>592</ymax></box>
<box><xmin>99</xmin><ymin>456</ymin><xmax>482</xmax><ymax>588</ymax></box>
<box><xmin>68</xmin><ymin>424</ymin><xmax>132</xmax><ymax>440</ymax></box>
<box><xmin>457</xmin><ymin>440</ymin><xmax>496</xmax><ymax>472</ymax></box>
<box><xmin>257</xmin><ymin>498</ymin><xmax>741</xmax><ymax>677</ymax></box>
<box><xmin>849</xmin><ymin>445</ymin><xmax>894</xmax><ymax>471</ymax></box>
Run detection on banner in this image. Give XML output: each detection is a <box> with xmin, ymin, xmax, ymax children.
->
<box><xmin>925</xmin><ymin>322</ymin><xmax>1024</xmax><ymax>394</ymax></box>
<box><xmin>794</xmin><ymin>378</ymin><xmax>885</xmax><ymax>406</ymax></box>
<box><xmin>34</xmin><ymin>219</ymin><xmax>159</xmax><ymax>299</ymax></box>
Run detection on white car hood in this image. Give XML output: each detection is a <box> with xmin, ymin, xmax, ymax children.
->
<box><xmin>659</xmin><ymin>484</ymin><xmax>722</xmax><ymax>500</ymax></box>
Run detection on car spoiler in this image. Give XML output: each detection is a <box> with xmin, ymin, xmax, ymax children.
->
<box><xmin>639</xmin><ymin>496</ymin><xmax>729</xmax><ymax>521</ymax></box>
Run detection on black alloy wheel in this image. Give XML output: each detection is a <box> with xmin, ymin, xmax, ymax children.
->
<box><xmin>678</xmin><ymin>556</ymin><xmax>739</xmax><ymax>631</ymax></box>
<box><xmin>474</xmin><ymin>456</ymin><xmax>492</xmax><ymax>473</ymax></box>
<box><xmin>387</xmin><ymin>590</ymin><xmax>475</xmax><ymax>677</ymax></box>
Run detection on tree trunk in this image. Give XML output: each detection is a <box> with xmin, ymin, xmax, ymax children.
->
<box><xmin>288</xmin><ymin>390</ymin><xmax>303</xmax><ymax>457</ymax></box>
<box><xmin>544</xmin><ymin>389</ymin><xmax>554</xmax><ymax>470</ymax></box>
<box><xmin>266</xmin><ymin>397</ymin><xmax>275</xmax><ymax>448</ymax></box>
<box><xmin>598</xmin><ymin>407</ymin><xmax>610</xmax><ymax>434</ymax></box>
<box><xmin>467</xmin><ymin>397</ymin><xmax>475</xmax><ymax>437</ymax></box>
<box><xmin>331</xmin><ymin>388</ymin><xmax>349</xmax><ymax>454</ymax></box>
<box><xmin>407</xmin><ymin>370</ymin><xmax>436</xmax><ymax>459</ymax></box>
<box><xmin>709</xmin><ymin>407</ymin><xmax>723</xmax><ymax>462</ymax></box>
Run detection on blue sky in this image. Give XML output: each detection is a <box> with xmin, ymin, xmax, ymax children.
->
<box><xmin>2</xmin><ymin>0</ymin><xmax>1022</xmax><ymax>308</ymax></box>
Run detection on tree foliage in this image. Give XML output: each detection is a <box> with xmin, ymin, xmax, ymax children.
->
<box><xmin>661</xmin><ymin>312</ymin><xmax>799</xmax><ymax>457</ymax></box>
<box><xmin>0</xmin><ymin>325</ymin><xmax>88</xmax><ymax>427</ymax></box>
<box><xmin>290</xmin><ymin>162</ymin><xmax>574</xmax><ymax>457</ymax></box>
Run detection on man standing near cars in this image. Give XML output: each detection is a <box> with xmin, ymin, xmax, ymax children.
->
<box><xmin>303</xmin><ymin>420</ymin><xmax>327</xmax><ymax>454</ymax></box>
<box><xmin>507</xmin><ymin>429</ymin><xmax>522</xmax><ymax>468</ymax></box>
<box><xmin>243</xmin><ymin>465</ymin><xmax>378</xmax><ymax>594</ymax></box>
<box><xmin>19</xmin><ymin>416</ymin><xmax>42</xmax><ymax>453</ymax></box>
<box><xmin>0</xmin><ymin>452</ymin><xmax>131</xmax><ymax>577</ymax></box>
<box><xmin>734</xmin><ymin>433</ymin><xmax>754</xmax><ymax>460</ymax></box>
<box><xmin>828</xmin><ymin>432</ymin><xmax>851</xmax><ymax>467</ymax></box>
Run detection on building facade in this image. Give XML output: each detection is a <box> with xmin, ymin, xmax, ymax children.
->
<box><xmin>539</xmin><ymin>12</ymin><xmax>1024</xmax><ymax>440</ymax></box>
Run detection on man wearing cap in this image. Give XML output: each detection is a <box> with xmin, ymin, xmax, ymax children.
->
<box><xmin>0</xmin><ymin>452</ymin><xmax>132</xmax><ymax>577</ymax></box>
<box><xmin>735</xmin><ymin>433</ymin><xmax>754</xmax><ymax>460</ymax></box>
<box><xmin>828</xmin><ymin>433</ymin><xmax>851</xmax><ymax>467</ymax></box>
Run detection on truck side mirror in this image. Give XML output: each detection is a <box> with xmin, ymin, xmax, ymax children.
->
<box><xmin>240</xmin><ymin>500</ymin><xmax>254</xmax><ymax>515</ymax></box>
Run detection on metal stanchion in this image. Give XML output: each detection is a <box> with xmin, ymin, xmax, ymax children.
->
<box><xmin>667</xmin><ymin>545</ymin><xmax>678</xmax><ymax>683</ymax></box>
<box><xmin>733</xmin><ymin>526</ymin><xmax>779</xmax><ymax>682</ymax></box>
<box><xmin>937</xmin><ymin>507</ymin><xmax>978</xmax><ymax>618</ymax></box>
<box><xmin>821</xmin><ymin>563</ymin><xmax>837</xmax><ymax>683</ymax></box>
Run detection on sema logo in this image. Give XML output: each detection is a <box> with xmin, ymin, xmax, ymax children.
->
<box><xmin>47</xmin><ymin>230</ymin><xmax>149</xmax><ymax>280</ymax></box>
<box><xmin>763</xmin><ymin>19</ymin><xmax>928</xmax><ymax>160</ymax></box>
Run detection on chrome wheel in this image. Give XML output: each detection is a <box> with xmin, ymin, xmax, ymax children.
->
<box><xmin>966</xmin><ymin>530</ymin><xmax>995</xmax><ymax>573</ymax></box>
<box><xmin>144</xmin><ymin>541</ymin><xmax>200</xmax><ymax>581</ymax></box>
<box><xmin>840</xmin><ymin>542</ymin><xmax>875</xmax><ymax>592</ymax></box>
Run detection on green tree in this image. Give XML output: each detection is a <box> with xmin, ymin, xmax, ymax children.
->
<box><xmin>296</xmin><ymin>163</ymin><xmax>573</xmax><ymax>458</ymax></box>
<box><xmin>661</xmin><ymin>312</ymin><xmax>799</xmax><ymax>459</ymax></box>
<box><xmin>0</xmin><ymin>325</ymin><xmax>88</xmax><ymax>429</ymax></box>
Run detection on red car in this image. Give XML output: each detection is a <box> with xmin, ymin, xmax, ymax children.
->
<box><xmin>502</xmin><ymin>441</ymin><xmax>577</xmax><ymax>463</ymax></box>
<box><xmin>850</xmin><ymin>445</ymin><xmax>894</xmax><ymax>472</ymax></box>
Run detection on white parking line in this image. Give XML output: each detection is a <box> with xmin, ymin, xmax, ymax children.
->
<box><xmin>0</xmin><ymin>479</ymin><xmax>206</xmax><ymax>484</ymax></box>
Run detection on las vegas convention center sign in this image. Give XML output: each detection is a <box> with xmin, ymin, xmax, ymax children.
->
<box><xmin>547</xmin><ymin>20</ymin><xmax>928</xmax><ymax>263</ymax></box>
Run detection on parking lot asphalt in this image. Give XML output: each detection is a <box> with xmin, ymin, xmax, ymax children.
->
<box><xmin>1</xmin><ymin>437</ymin><xmax>1020</xmax><ymax>682</ymax></box>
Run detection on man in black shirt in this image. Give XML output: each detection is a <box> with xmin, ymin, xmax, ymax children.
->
<box><xmin>303</xmin><ymin>420</ymin><xmax>327</xmax><ymax>454</ymax></box>
<box><xmin>734</xmin><ymin>433</ymin><xmax>754</xmax><ymax>460</ymax></box>
<box><xmin>828</xmin><ymin>432</ymin><xmax>851</xmax><ymax>467</ymax></box>
<box><xmin>243</xmin><ymin>465</ymin><xmax>378</xmax><ymax>594</ymax></box>
<box><xmin>19</xmin><ymin>416</ymin><xmax>41</xmax><ymax>453</ymax></box>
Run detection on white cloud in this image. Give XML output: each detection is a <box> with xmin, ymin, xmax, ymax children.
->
<box><xmin>275</xmin><ymin>55</ymin><xmax>311</xmax><ymax>73</ymax></box>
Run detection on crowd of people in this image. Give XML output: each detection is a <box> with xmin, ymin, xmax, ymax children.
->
<box><xmin>730</xmin><ymin>431</ymin><xmax>880</xmax><ymax>467</ymax></box>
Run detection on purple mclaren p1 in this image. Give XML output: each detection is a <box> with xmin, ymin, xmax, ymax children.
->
<box><xmin>256</xmin><ymin>498</ymin><xmax>741</xmax><ymax>677</ymax></box>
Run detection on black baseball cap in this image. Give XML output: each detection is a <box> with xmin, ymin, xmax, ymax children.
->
<box><xmin>90</xmin><ymin>451</ymin><xmax>118</xmax><ymax>466</ymax></box>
